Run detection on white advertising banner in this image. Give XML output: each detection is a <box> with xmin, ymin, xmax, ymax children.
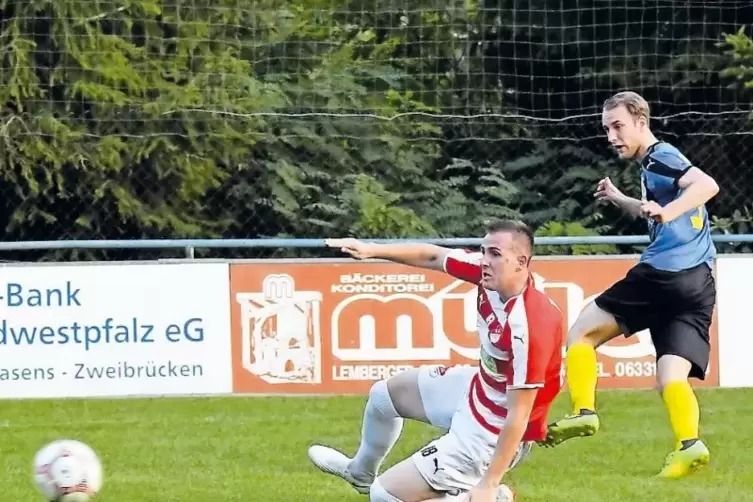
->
<box><xmin>0</xmin><ymin>263</ymin><xmax>232</xmax><ymax>398</ymax></box>
<box><xmin>716</xmin><ymin>256</ymin><xmax>753</xmax><ymax>388</ymax></box>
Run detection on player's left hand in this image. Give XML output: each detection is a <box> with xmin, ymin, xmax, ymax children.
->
<box><xmin>640</xmin><ymin>201</ymin><xmax>669</xmax><ymax>223</ymax></box>
<box><xmin>463</xmin><ymin>485</ymin><xmax>498</xmax><ymax>502</ymax></box>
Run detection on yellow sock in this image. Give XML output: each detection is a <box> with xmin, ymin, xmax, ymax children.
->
<box><xmin>566</xmin><ymin>342</ymin><xmax>598</xmax><ymax>414</ymax></box>
<box><xmin>662</xmin><ymin>380</ymin><xmax>699</xmax><ymax>450</ymax></box>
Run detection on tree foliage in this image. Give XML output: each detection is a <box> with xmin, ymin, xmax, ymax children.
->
<box><xmin>0</xmin><ymin>0</ymin><xmax>751</xmax><ymax>260</ymax></box>
<box><xmin>714</xmin><ymin>25</ymin><xmax>753</xmax><ymax>253</ymax></box>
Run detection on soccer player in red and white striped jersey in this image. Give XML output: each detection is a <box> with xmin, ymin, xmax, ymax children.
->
<box><xmin>308</xmin><ymin>220</ymin><xmax>564</xmax><ymax>502</ymax></box>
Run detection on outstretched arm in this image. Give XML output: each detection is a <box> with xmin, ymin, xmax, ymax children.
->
<box><xmin>325</xmin><ymin>238</ymin><xmax>482</xmax><ymax>283</ymax></box>
<box><xmin>325</xmin><ymin>238</ymin><xmax>450</xmax><ymax>271</ymax></box>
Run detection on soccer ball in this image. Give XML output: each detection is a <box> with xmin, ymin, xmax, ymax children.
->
<box><xmin>33</xmin><ymin>439</ymin><xmax>103</xmax><ymax>502</ymax></box>
<box><xmin>496</xmin><ymin>484</ymin><xmax>515</xmax><ymax>501</ymax></box>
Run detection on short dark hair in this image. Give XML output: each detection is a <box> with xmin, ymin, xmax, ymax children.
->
<box><xmin>484</xmin><ymin>219</ymin><xmax>534</xmax><ymax>256</ymax></box>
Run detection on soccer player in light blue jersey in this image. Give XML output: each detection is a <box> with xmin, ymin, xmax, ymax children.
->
<box><xmin>542</xmin><ymin>91</ymin><xmax>720</xmax><ymax>478</ymax></box>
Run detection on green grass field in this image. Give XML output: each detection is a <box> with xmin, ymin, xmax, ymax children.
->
<box><xmin>4</xmin><ymin>388</ymin><xmax>753</xmax><ymax>501</ymax></box>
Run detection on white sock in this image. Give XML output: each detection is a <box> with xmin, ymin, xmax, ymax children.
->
<box><xmin>369</xmin><ymin>478</ymin><xmax>404</xmax><ymax>502</ymax></box>
<box><xmin>349</xmin><ymin>380</ymin><xmax>404</xmax><ymax>479</ymax></box>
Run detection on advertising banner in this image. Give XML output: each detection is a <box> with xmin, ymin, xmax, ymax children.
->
<box><xmin>0</xmin><ymin>263</ymin><xmax>232</xmax><ymax>398</ymax></box>
<box><xmin>716</xmin><ymin>257</ymin><xmax>750</xmax><ymax>388</ymax></box>
<box><xmin>229</xmin><ymin>258</ymin><xmax>719</xmax><ymax>394</ymax></box>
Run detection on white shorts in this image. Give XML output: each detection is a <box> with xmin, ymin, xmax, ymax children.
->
<box><xmin>413</xmin><ymin>364</ymin><xmax>533</xmax><ymax>496</ymax></box>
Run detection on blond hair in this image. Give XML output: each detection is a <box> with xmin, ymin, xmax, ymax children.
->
<box><xmin>603</xmin><ymin>91</ymin><xmax>650</xmax><ymax>123</ymax></box>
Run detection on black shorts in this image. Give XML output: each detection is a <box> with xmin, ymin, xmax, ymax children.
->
<box><xmin>594</xmin><ymin>262</ymin><xmax>716</xmax><ymax>380</ymax></box>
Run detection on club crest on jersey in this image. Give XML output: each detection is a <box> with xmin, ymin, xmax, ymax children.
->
<box><xmin>478</xmin><ymin>288</ymin><xmax>506</xmax><ymax>347</ymax></box>
<box><xmin>490</xmin><ymin>327</ymin><xmax>503</xmax><ymax>344</ymax></box>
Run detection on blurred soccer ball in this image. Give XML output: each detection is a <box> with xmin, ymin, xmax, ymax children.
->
<box><xmin>496</xmin><ymin>484</ymin><xmax>515</xmax><ymax>501</ymax></box>
<box><xmin>33</xmin><ymin>439</ymin><xmax>103</xmax><ymax>502</ymax></box>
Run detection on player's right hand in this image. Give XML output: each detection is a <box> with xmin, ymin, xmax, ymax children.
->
<box><xmin>594</xmin><ymin>177</ymin><xmax>623</xmax><ymax>204</ymax></box>
<box><xmin>324</xmin><ymin>238</ymin><xmax>374</xmax><ymax>260</ymax></box>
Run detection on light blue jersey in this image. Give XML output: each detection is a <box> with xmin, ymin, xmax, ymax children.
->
<box><xmin>638</xmin><ymin>142</ymin><xmax>716</xmax><ymax>272</ymax></box>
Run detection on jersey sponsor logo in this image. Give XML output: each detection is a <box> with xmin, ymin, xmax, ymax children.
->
<box><xmin>479</xmin><ymin>347</ymin><xmax>496</xmax><ymax>376</ymax></box>
<box><xmin>229</xmin><ymin>258</ymin><xmax>719</xmax><ymax>394</ymax></box>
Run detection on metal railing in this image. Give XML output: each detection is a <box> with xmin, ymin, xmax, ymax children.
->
<box><xmin>0</xmin><ymin>234</ymin><xmax>751</xmax><ymax>259</ymax></box>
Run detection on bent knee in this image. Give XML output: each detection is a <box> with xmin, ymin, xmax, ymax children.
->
<box><xmin>365</xmin><ymin>379</ymin><xmax>401</xmax><ymax>420</ymax></box>
<box><xmin>370</xmin><ymin>478</ymin><xmax>404</xmax><ymax>502</ymax></box>
<box><xmin>567</xmin><ymin>301</ymin><xmax>620</xmax><ymax>348</ymax></box>
<box><xmin>369</xmin><ymin>378</ymin><xmax>390</xmax><ymax>401</ymax></box>
<box><xmin>656</xmin><ymin>355</ymin><xmax>693</xmax><ymax>390</ymax></box>
<box><xmin>384</xmin><ymin>368</ymin><xmax>426</xmax><ymax>422</ymax></box>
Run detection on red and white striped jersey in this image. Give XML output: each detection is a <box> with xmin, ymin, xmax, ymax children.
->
<box><xmin>442</xmin><ymin>248</ymin><xmax>564</xmax><ymax>442</ymax></box>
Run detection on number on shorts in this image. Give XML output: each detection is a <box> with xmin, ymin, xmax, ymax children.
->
<box><xmin>420</xmin><ymin>445</ymin><xmax>438</xmax><ymax>457</ymax></box>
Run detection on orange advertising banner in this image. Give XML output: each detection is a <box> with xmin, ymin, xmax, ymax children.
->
<box><xmin>229</xmin><ymin>258</ymin><xmax>719</xmax><ymax>395</ymax></box>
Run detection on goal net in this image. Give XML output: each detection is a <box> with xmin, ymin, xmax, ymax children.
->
<box><xmin>1</xmin><ymin>0</ymin><xmax>752</xmax><ymax>255</ymax></box>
